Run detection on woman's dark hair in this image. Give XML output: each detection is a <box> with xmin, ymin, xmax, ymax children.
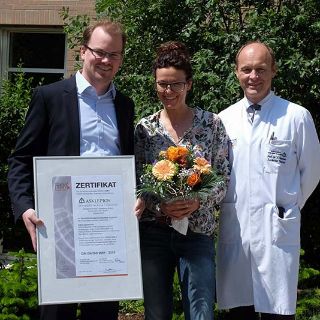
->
<box><xmin>153</xmin><ymin>41</ymin><xmax>192</xmax><ymax>80</ymax></box>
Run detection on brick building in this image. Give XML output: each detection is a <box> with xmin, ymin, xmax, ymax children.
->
<box><xmin>0</xmin><ymin>0</ymin><xmax>96</xmax><ymax>85</ymax></box>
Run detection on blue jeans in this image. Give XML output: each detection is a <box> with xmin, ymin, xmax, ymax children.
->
<box><xmin>140</xmin><ymin>222</ymin><xmax>215</xmax><ymax>320</ymax></box>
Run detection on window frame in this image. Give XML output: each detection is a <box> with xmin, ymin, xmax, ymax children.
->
<box><xmin>0</xmin><ymin>27</ymin><xmax>67</xmax><ymax>82</ymax></box>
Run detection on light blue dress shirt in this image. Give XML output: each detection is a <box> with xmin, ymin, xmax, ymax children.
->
<box><xmin>75</xmin><ymin>71</ymin><xmax>120</xmax><ymax>156</ymax></box>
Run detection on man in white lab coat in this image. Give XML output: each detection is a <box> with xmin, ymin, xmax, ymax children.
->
<box><xmin>216</xmin><ymin>41</ymin><xmax>320</xmax><ymax>319</ymax></box>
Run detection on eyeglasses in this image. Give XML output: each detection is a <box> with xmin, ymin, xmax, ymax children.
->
<box><xmin>156</xmin><ymin>81</ymin><xmax>186</xmax><ymax>93</ymax></box>
<box><xmin>84</xmin><ymin>45</ymin><xmax>122</xmax><ymax>60</ymax></box>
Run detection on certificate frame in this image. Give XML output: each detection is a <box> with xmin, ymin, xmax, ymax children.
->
<box><xmin>34</xmin><ymin>156</ymin><xmax>143</xmax><ymax>305</ymax></box>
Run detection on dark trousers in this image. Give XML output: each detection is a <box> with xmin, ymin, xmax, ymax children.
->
<box><xmin>40</xmin><ymin>301</ymin><xmax>119</xmax><ymax>320</ymax></box>
<box><xmin>228</xmin><ymin>306</ymin><xmax>295</xmax><ymax>320</ymax></box>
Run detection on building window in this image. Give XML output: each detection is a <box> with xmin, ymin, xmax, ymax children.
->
<box><xmin>1</xmin><ymin>28</ymin><xmax>66</xmax><ymax>87</ymax></box>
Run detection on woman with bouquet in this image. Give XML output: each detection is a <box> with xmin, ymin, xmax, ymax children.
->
<box><xmin>135</xmin><ymin>41</ymin><xmax>229</xmax><ymax>320</ymax></box>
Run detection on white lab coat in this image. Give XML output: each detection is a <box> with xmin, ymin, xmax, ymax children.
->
<box><xmin>216</xmin><ymin>91</ymin><xmax>320</xmax><ymax>315</ymax></box>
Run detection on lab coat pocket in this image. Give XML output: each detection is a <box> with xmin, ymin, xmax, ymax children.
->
<box><xmin>272</xmin><ymin>205</ymin><xmax>300</xmax><ymax>246</ymax></box>
<box><xmin>264</xmin><ymin>140</ymin><xmax>292</xmax><ymax>173</ymax></box>
<box><xmin>219</xmin><ymin>203</ymin><xmax>240</xmax><ymax>244</ymax></box>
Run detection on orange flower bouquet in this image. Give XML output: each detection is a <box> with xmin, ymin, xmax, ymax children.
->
<box><xmin>137</xmin><ymin>146</ymin><xmax>223</xmax><ymax>201</ymax></box>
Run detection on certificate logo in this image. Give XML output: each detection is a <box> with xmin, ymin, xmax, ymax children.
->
<box><xmin>54</xmin><ymin>182</ymin><xmax>71</xmax><ymax>191</ymax></box>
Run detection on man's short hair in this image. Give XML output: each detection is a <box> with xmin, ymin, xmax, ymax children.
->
<box><xmin>82</xmin><ymin>19</ymin><xmax>127</xmax><ymax>52</ymax></box>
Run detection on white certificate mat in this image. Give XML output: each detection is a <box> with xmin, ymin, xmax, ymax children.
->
<box><xmin>34</xmin><ymin>156</ymin><xmax>143</xmax><ymax>305</ymax></box>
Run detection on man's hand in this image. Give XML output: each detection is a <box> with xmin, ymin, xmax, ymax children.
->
<box><xmin>22</xmin><ymin>209</ymin><xmax>44</xmax><ymax>251</ymax></box>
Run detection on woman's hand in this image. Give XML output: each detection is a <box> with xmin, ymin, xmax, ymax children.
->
<box><xmin>160</xmin><ymin>198</ymin><xmax>200</xmax><ymax>220</ymax></box>
<box><xmin>134</xmin><ymin>197</ymin><xmax>145</xmax><ymax>219</ymax></box>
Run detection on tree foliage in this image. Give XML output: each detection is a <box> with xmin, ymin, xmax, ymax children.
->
<box><xmin>92</xmin><ymin>0</ymin><xmax>320</xmax><ymax>124</ymax></box>
<box><xmin>0</xmin><ymin>72</ymin><xmax>33</xmax><ymax>242</ymax></box>
<box><xmin>0</xmin><ymin>72</ymin><xmax>32</xmax><ymax>184</ymax></box>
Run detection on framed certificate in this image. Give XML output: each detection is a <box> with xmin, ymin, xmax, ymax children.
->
<box><xmin>33</xmin><ymin>156</ymin><xmax>143</xmax><ymax>305</ymax></box>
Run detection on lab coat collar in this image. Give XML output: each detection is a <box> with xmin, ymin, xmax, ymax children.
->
<box><xmin>244</xmin><ymin>91</ymin><xmax>274</xmax><ymax>112</ymax></box>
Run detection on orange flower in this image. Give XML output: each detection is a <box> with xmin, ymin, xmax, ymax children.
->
<box><xmin>152</xmin><ymin>160</ymin><xmax>177</xmax><ymax>181</ymax></box>
<box><xmin>193</xmin><ymin>157</ymin><xmax>212</xmax><ymax>174</ymax></box>
<box><xmin>167</xmin><ymin>146</ymin><xmax>189</xmax><ymax>163</ymax></box>
<box><xmin>187</xmin><ymin>172</ymin><xmax>202</xmax><ymax>187</ymax></box>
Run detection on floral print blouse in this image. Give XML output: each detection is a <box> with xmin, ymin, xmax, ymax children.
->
<box><xmin>134</xmin><ymin>107</ymin><xmax>230</xmax><ymax>236</ymax></box>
